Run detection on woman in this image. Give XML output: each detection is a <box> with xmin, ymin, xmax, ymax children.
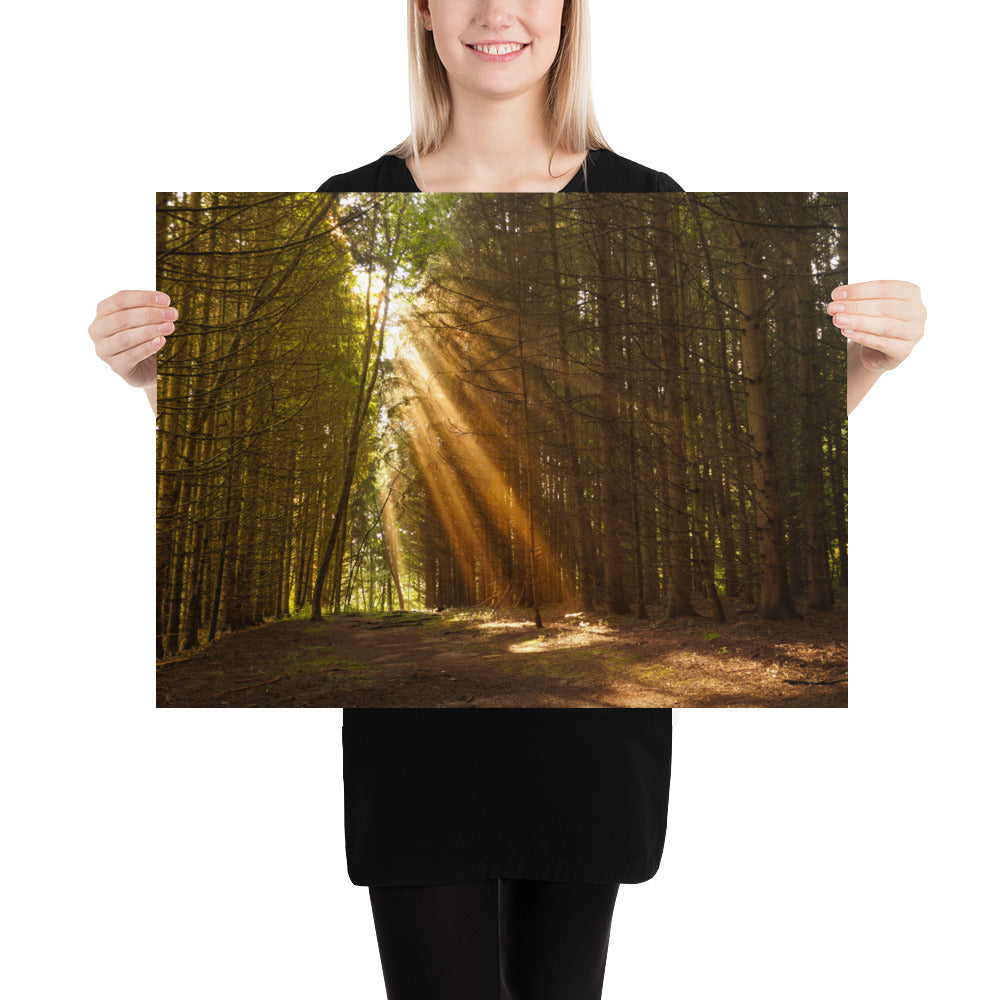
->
<box><xmin>90</xmin><ymin>2</ymin><xmax>925</xmax><ymax>997</ymax></box>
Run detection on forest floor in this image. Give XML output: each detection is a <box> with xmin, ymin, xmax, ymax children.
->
<box><xmin>156</xmin><ymin>595</ymin><xmax>847</xmax><ymax>708</ymax></box>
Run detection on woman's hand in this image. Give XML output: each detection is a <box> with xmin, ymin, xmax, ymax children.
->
<box><xmin>828</xmin><ymin>280</ymin><xmax>925</xmax><ymax>414</ymax></box>
<box><xmin>89</xmin><ymin>290</ymin><xmax>175</xmax><ymax>389</ymax></box>
<box><xmin>827</xmin><ymin>280</ymin><xmax>925</xmax><ymax>373</ymax></box>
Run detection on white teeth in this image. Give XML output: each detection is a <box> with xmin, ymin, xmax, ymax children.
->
<box><xmin>471</xmin><ymin>43</ymin><xmax>526</xmax><ymax>55</ymax></box>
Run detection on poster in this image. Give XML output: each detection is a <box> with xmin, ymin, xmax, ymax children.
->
<box><xmin>156</xmin><ymin>192</ymin><xmax>847</xmax><ymax>708</ymax></box>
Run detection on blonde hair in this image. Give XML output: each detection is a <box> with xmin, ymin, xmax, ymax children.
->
<box><xmin>386</xmin><ymin>0</ymin><xmax>612</xmax><ymax>183</ymax></box>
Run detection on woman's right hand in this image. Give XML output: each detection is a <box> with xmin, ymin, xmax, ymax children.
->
<box><xmin>89</xmin><ymin>290</ymin><xmax>176</xmax><ymax>389</ymax></box>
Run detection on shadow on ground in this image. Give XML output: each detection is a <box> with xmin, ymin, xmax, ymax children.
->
<box><xmin>156</xmin><ymin>597</ymin><xmax>847</xmax><ymax>708</ymax></box>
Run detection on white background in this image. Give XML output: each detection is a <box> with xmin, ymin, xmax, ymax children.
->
<box><xmin>3</xmin><ymin>1</ymin><xmax>997</xmax><ymax>997</ymax></box>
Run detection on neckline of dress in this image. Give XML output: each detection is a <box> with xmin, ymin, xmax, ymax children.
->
<box><xmin>395</xmin><ymin>150</ymin><xmax>596</xmax><ymax>193</ymax></box>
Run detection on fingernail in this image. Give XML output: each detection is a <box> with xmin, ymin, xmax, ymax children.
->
<box><xmin>154</xmin><ymin>292</ymin><xmax>168</xmax><ymax>305</ymax></box>
<box><xmin>161</xmin><ymin>307</ymin><xmax>178</xmax><ymax>320</ymax></box>
<box><xmin>832</xmin><ymin>287</ymin><xmax>847</xmax><ymax>300</ymax></box>
<box><xmin>828</xmin><ymin>302</ymin><xmax>845</xmax><ymax>313</ymax></box>
<box><xmin>158</xmin><ymin>321</ymin><xmax>174</xmax><ymax>333</ymax></box>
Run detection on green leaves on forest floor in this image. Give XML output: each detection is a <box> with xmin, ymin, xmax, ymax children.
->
<box><xmin>276</xmin><ymin>643</ymin><xmax>375</xmax><ymax>686</ymax></box>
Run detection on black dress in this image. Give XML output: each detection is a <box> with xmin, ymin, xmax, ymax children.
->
<box><xmin>318</xmin><ymin>148</ymin><xmax>682</xmax><ymax>887</ymax></box>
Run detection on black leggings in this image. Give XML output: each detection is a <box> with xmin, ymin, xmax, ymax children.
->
<box><xmin>368</xmin><ymin>878</ymin><xmax>620</xmax><ymax>1000</ymax></box>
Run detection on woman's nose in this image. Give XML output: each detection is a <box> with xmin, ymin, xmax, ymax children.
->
<box><xmin>476</xmin><ymin>0</ymin><xmax>516</xmax><ymax>30</ymax></box>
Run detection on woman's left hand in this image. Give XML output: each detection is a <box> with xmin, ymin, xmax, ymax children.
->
<box><xmin>827</xmin><ymin>279</ymin><xmax>926</xmax><ymax>372</ymax></box>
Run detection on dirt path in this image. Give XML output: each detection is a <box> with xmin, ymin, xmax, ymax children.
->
<box><xmin>157</xmin><ymin>603</ymin><xmax>846</xmax><ymax>708</ymax></box>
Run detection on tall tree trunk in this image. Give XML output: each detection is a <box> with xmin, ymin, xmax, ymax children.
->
<box><xmin>310</xmin><ymin>275</ymin><xmax>390</xmax><ymax>620</ymax></box>
<box><xmin>510</xmin><ymin>203</ymin><xmax>544</xmax><ymax>628</ymax></box>
<box><xmin>592</xmin><ymin>197</ymin><xmax>630</xmax><ymax>614</ymax></box>
<box><xmin>790</xmin><ymin>193</ymin><xmax>834</xmax><ymax>609</ymax></box>
<box><xmin>652</xmin><ymin>196</ymin><xmax>696</xmax><ymax>618</ymax></box>
<box><xmin>621</xmin><ymin>233</ymin><xmax>647</xmax><ymax>619</ymax></box>
<box><xmin>545</xmin><ymin>195</ymin><xmax>597</xmax><ymax>610</ymax></box>
<box><xmin>731</xmin><ymin>194</ymin><xmax>800</xmax><ymax>620</ymax></box>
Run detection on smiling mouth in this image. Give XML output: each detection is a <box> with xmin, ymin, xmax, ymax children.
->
<box><xmin>466</xmin><ymin>42</ymin><xmax>529</xmax><ymax>55</ymax></box>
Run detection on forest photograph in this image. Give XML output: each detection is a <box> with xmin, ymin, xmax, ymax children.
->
<box><xmin>155</xmin><ymin>191</ymin><xmax>847</xmax><ymax>708</ymax></box>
